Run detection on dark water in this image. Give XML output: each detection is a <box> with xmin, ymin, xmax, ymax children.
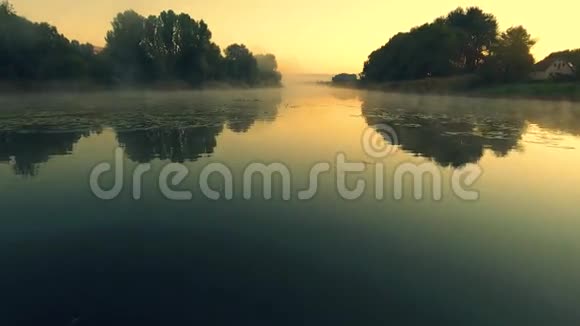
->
<box><xmin>2</xmin><ymin>83</ymin><xmax>580</xmax><ymax>325</ymax></box>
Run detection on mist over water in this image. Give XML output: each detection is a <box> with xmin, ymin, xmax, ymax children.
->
<box><xmin>1</xmin><ymin>83</ymin><xmax>580</xmax><ymax>325</ymax></box>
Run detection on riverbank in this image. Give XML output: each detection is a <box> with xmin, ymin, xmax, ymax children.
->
<box><xmin>0</xmin><ymin>80</ymin><xmax>283</xmax><ymax>94</ymax></box>
<box><xmin>330</xmin><ymin>76</ymin><xmax>580</xmax><ymax>102</ymax></box>
<box><xmin>472</xmin><ymin>82</ymin><xmax>580</xmax><ymax>101</ymax></box>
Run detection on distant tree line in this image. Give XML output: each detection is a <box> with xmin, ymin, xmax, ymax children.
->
<box><xmin>0</xmin><ymin>1</ymin><xmax>281</xmax><ymax>87</ymax></box>
<box><xmin>361</xmin><ymin>7</ymin><xmax>538</xmax><ymax>84</ymax></box>
<box><xmin>0</xmin><ymin>1</ymin><xmax>105</xmax><ymax>81</ymax></box>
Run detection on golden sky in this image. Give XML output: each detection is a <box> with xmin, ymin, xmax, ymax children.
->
<box><xmin>9</xmin><ymin>0</ymin><xmax>580</xmax><ymax>74</ymax></box>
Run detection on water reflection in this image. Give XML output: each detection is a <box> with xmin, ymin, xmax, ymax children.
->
<box><xmin>116</xmin><ymin>127</ymin><xmax>223</xmax><ymax>163</ymax></box>
<box><xmin>226</xmin><ymin>98</ymin><xmax>279</xmax><ymax>133</ymax></box>
<box><xmin>0</xmin><ymin>89</ymin><xmax>282</xmax><ymax>175</ymax></box>
<box><xmin>361</xmin><ymin>107</ymin><xmax>525</xmax><ymax>167</ymax></box>
<box><xmin>0</xmin><ymin>131</ymin><xmax>87</xmax><ymax>176</ymax></box>
<box><xmin>360</xmin><ymin>92</ymin><xmax>580</xmax><ymax>167</ymax></box>
<box><xmin>114</xmin><ymin>92</ymin><xmax>281</xmax><ymax>163</ymax></box>
<box><xmin>2</xmin><ymin>87</ymin><xmax>580</xmax><ymax>176</ymax></box>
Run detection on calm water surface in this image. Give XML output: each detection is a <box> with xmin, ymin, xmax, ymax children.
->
<box><xmin>2</xmin><ymin>82</ymin><xmax>580</xmax><ymax>325</ymax></box>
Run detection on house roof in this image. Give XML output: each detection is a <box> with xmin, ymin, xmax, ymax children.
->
<box><xmin>535</xmin><ymin>49</ymin><xmax>580</xmax><ymax>71</ymax></box>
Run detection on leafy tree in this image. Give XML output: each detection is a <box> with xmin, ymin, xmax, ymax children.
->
<box><xmin>174</xmin><ymin>16</ymin><xmax>223</xmax><ymax>83</ymax></box>
<box><xmin>224</xmin><ymin>44</ymin><xmax>259</xmax><ymax>84</ymax></box>
<box><xmin>255</xmin><ymin>54</ymin><xmax>282</xmax><ymax>85</ymax></box>
<box><xmin>480</xmin><ymin>26</ymin><xmax>536</xmax><ymax>83</ymax></box>
<box><xmin>104</xmin><ymin>10</ymin><xmax>152</xmax><ymax>82</ymax></box>
<box><xmin>0</xmin><ymin>1</ymin><xmax>14</xmax><ymax>16</ymax></box>
<box><xmin>361</xmin><ymin>7</ymin><xmax>500</xmax><ymax>83</ymax></box>
<box><xmin>0</xmin><ymin>2</ymin><xmax>281</xmax><ymax>87</ymax></box>
<box><xmin>156</xmin><ymin>10</ymin><xmax>179</xmax><ymax>78</ymax></box>
<box><xmin>446</xmin><ymin>7</ymin><xmax>498</xmax><ymax>72</ymax></box>
<box><xmin>0</xmin><ymin>1</ymin><xmax>100</xmax><ymax>81</ymax></box>
<box><xmin>104</xmin><ymin>9</ymin><xmax>229</xmax><ymax>85</ymax></box>
<box><xmin>362</xmin><ymin>21</ymin><xmax>463</xmax><ymax>81</ymax></box>
<box><xmin>362</xmin><ymin>32</ymin><xmax>409</xmax><ymax>82</ymax></box>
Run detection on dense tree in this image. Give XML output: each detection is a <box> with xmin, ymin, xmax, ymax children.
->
<box><xmin>102</xmin><ymin>9</ymin><xmax>282</xmax><ymax>86</ymax></box>
<box><xmin>0</xmin><ymin>2</ymin><xmax>281</xmax><ymax>87</ymax></box>
<box><xmin>104</xmin><ymin>10</ymin><xmax>153</xmax><ymax>82</ymax></box>
<box><xmin>255</xmin><ymin>54</ymin><xmax>282</xmax><ymax>85</ymax></box>
<box><xmin>173</xmin><ymin>16</ymin><xmax>224</xmax><ymax>83</ymax></box>
<box><xmin>224</xmin><ymin>44</ymin><xmax>259</xmax><ymax>84</ymax></box>
<box><xmin>480</xmin><ymin>26</ymin><xmax>536</xmax><ymax>83</ymax></box>
<box><xmin>0</xmin><ymin>0</ymin><xmax>13</xmax><ymax>15</ymax></box>
<box><xmin>139</xmin><ymin>11</ymin><xmax>218</xmax><ymax>82</ymax></box>
<box><xmin>361</xmin><ymin>7</ymin><xmax>500</xmax><ymax>83</ymax></box>
<box><xmin>360</xmin><ymin>7</ymin><xmax>548</xmax><ymax>86</ymax></box>
<box><xmin>102</xmin><ymin>8</ymin><xmax>277</xmax><ymax>86</ymax></box>
<box><xmin>446</xmin><ymin>7</ymin><xmax>498</xmax><ymax>72</ymax></box>
<box><xmin>0</xmin><ymin>1</ymin><xmax>101</xmax><ymax>81</ymax></box>
<box><xmin>362</xmin><ymin>21</ymin><xmax>463</xmax><ymax>81</ymax></box>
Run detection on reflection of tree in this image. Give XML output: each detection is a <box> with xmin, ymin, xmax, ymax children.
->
<box><xmin>0</xmin><ymin>89</ymin><xmax>283</xmax><ymax>174</ymax></box>
<box><xmin>114</xmin><ymin>94</ymin><xmax>282</xmax><ymax>162</ymax></box>
<box><xmin>114</xmin><ymin>91</ymin><xmax>282</xmax><ymax>162</ymax></box>
<box><xmin>225</xmin><ymin>93</ymin><xmax>281</xmax><ymax>133</ymax></box>
<box><xmin>361</xmin><ymin>94</ymin><xmax>525</xmax><ymax>167</ymax></box>
<box><xmin>116</xmin><ymin>126</ymin><xmax>223</xmax><ymax>163</ymax></box>
<box><xmin>0</xmin><ymin>131</ymin><xmax>86</xmax><ymax>176</ymax></box>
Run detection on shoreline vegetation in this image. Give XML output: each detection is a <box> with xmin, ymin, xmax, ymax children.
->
<box><xmin>0</xmin><ymin>79</ymin><xmax>283</xmax><ymax>93</ymax></box>
<box><xmin>332</xmin><ymin>7</ymin><xmax>580</xmax><ymax>102</ymax></box>
<box><xmin>326</xmin><ymin>76</ymin><xmax>580</xmax><ymax>102</ymax></box>
<box><xmin>0</xmin><ymin>1</ymin><xmax>282</xmax><ymax>91</ymax></box>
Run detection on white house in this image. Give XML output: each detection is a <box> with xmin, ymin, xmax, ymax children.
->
<box><xmin>531</xmin><ymin>59</ymin><xmax>576</xmax><ymax>80</ymax></box>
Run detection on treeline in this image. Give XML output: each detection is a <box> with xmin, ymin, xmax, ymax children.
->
<box><xmin>0</xmin><ymin>1</ymin><xmax>281</xmax><ymax>87</ymax></box>
<box><xmin>0</xmin><ymin>2</ymin><xmax>104</xmax><ymax>81</ymax></box>
<box><xmin>361</xmin><ymin>7</ymin><xmax>537</xmax><ymax>84</ymax></box>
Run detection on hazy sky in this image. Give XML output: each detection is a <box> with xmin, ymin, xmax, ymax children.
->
<box><xmin>9</xmin><ymin>0</ymin><xmax>580</xmax><ymax>74</ymax></box>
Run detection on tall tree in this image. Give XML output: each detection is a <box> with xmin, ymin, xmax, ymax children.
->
<box><xmin>255</xmin><ymin>54</ymin><xmax>282</xmax><ymax>85</ymax></box>
<box><xmin>157</xmin><ymin>10</ymin><xmax>178</xmax><ymax>77</ymax></box>
<box><xmin>361</xmin><ymin>22</ymin><xmax>463</xmax><ymax>81</ymax></box>
<box><xmin>105</xmin><ymin>10</ymin><xmax>151</xmax><ymax>82</ymax></box>
<box><xmin>446</xmin><ymin>7</ymin><xmax>498</xmax><ymax>72</ymax></box>
<box><xmin>0</xmin><ymin>2</ymin><xmax>281</xmax><ymax>87</ymax></box>
<box><xmin>224</xmin><ymin>44</ymin><xmax>259</xmax><ymax>84</ymax></box>
<box><xmin>361</xmin><ymin>7</ymin><xmax>507</xmax><ymax>83</ymax></box>
<box><xmin>480</xmin><ymin>26</ymin><xmax>536</xmax><ymax>82</ymax></box>
<box><xmin>0</xmin><ymin>0</ymin><xmax>14</xmax><ymax>16</ymax></box>
<box><xmin>0</xmin><ymin>1</ymin><xmax>100</xmax><ymax>81</ymax></box>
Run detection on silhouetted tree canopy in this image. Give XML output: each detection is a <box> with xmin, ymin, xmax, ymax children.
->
<box><xmin>104</xmin><ymin>10</ymin><xmax>151</xmax><ymax>82</ymax></box>
<box><xmin>0</xmin><ymin>2</ymin><xmax>282</xmax><ymax>87</ymax></box>
<box><xmin>445</xmin><ymin>7</ymin><xmax>498</xmax><ymax>72</ymax></box>
<box><xmin>362</xmin><ymin>21</ymin><xmax>465</xmax><ymax>81</ymax></box>
<box><xmin>223</xmin><ymin>44</ymin><xmax>260</xmax><ymax>84</ymax></box>
<box><xmin>0</xmin><ymin>1</ymin><xmax>103</xmax><ymax>81</ymax></box>
<box><xmin>255</xmin><ymin>54</ymin><xmax>282</xmax><ymax>85</ymax></box>
<box><xmin>361</xmin><ymin>7</ymin><xmax>537</xmax><ymax>84</ymax></box>
<box><xmin>0</xmin><ymin>1</ymin><xmax>14</xmax><ymax>15</ymax></box>
<box><xmin>480</xmin><ymin>26</ymin><xmax>536</xmax><ymax>83</ymax></box>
